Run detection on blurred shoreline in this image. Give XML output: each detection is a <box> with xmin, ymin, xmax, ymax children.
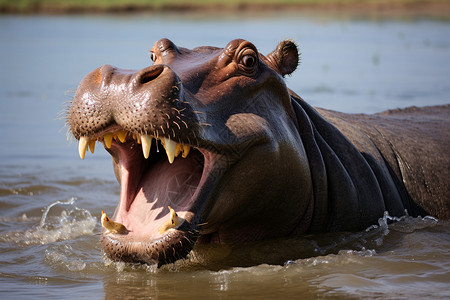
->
<box><xmin>1</xmin><ymin>0</ymin><xmax>450</xmax><ymax>18</ymax></box>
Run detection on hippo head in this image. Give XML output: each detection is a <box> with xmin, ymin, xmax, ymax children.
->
<box><xmin>68</xmin><ymin>38</ymin><xmax>312</xmax><ymax>266</ymax></box>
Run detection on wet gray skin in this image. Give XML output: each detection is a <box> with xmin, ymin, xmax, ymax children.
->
<box><xmin>68</xmin><ymin>38</ymin><xmax>450</xmax><ymax>266</ymax></box>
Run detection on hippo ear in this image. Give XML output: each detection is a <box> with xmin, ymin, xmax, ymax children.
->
<box><xmin>266</xmin><ymin>40</ymin><xmax>300</xmax><ymax>77</ymax></box>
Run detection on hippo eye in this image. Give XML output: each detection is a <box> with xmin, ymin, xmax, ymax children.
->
<box><xmin>241</xmin><ymin>55</ymin><xmax>256</xmax><ymax>68</ymax></box>
<box><xmin>150</xmin><ymin>52</ymin><xmax>156</xmax><ymax>62</ymax></box>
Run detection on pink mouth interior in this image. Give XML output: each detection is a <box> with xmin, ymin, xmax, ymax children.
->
<box><xmin>108</xmin><ymin>139</ymin><xmax>204</xmax><ymax>239</ymax></box>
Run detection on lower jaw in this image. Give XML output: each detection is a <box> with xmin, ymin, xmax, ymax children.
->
<box><xmin>101</xmin><ymin>225</ymin><xmax>199</xmax><ymax>266</ymax></box>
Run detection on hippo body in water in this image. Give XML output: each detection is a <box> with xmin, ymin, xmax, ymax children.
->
<box><xmin>68</xmin><ymin>39</ymin><xmax>449</xmax><ymax>266</ymax></box>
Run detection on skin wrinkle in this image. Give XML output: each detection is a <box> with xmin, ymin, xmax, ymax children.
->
<box><xmin>68</xmin><ymin>38</ymin><xmax>448</xmax><ymax>267</ymax></box>
<box><xmin>373</xmin><ymin>125</ymin><xmax>408</xmax><ymax>185</ymax></box>
<box><xmin>315</xmin><ymin>110</ymin><xmax>404</xmax><ymax>215</ymax></box>
<box><xmin>297</xmin><ymin>97</ymin><xmax>387</xmax><ymax>228</ymax></box>
<box><xmin>291</xmin><ymin>99</ymin><xmax>327</xmax><ymax>233</ymax></box>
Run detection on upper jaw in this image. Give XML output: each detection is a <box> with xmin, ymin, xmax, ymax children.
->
<box><xmin>77</xmin><ymin>124</ymin><xmax>194</xmax><ymax>163</ymax></box>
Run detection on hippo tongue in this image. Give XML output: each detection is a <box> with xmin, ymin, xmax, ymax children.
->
<box><xmin>110</xmin><ymin>140</ymin><xmax>204</xmax><ymax>239</ymax></box>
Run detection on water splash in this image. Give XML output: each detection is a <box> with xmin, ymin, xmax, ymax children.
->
<box><xmin>183</xmin><ymin>212</ymin><xmax>441</xmax><ymax>270</ymax></box>
<box><xmin>103</xmin><ymin>254</ymin><xmax>158</xmax><ymax>273</ymax></box>
<box><xmin>0</xmin><ymin>197</ymin><xmax>96</xmax><ymax>246</ymax></box>
<box><xmin>45</xmin><ymin>246</ymin><xmax>87</xmax><ymax>272</ymax></box>
<box><xmin>39</xmin><ymin>197</ymin><xmax>75</xmax><ymax>227</ymax></box>
<box><xmin>365</xmin><ymin>211</ymin><xmax>439</xmax><ymax>246</ymax></box>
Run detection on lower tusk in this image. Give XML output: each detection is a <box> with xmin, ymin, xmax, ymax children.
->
<box><xmin>101</xmin><ymin>211</ymin><xmax>127</xmax><ymax>234</ymax></box>
<box><xmin>159</xmin><ymin>206</ymin><xmax>185</xmax><ymax>233</ymax></box>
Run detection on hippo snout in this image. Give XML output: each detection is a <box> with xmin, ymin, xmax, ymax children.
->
<box><xmin>68</xmin><ymin>64</ymin><xmax>199</xmax><ymax>141</ymax></box>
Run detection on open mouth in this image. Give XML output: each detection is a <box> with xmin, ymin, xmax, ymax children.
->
<box><xmin>77</xmin><ymin>125</ymin><xmax>213</xmax><ymax>265</ymax></box>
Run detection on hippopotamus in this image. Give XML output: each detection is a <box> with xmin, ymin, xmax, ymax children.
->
<box><xmin>67</xmin><ymin>38</ymin><xmax>450</xmax><ymax>267</ymax></box>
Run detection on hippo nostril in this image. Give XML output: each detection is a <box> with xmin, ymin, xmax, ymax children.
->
<box><xmin>139</xmin><ymin>66</ymin><xmax>164</xmax><ymax>85</ymax></box>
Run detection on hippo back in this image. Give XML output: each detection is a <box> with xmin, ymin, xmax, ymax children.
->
<box><xmin>291</xmin><ymin>94</ymin><xmax>449</xmax><ymax>228</ymax></box>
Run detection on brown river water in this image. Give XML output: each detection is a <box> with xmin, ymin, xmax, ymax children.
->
<box><xmin>1</xmin><ymin>12</ymin><xmax>449</xmax><ymax>299</ymax></box>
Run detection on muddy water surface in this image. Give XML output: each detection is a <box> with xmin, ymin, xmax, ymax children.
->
<box><xmin>1</xmin><ymin>13</ymin><xmax>449</xmax><ymax>299</ymax></box>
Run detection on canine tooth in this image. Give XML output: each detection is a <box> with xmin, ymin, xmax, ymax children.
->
<box><xmin>78</xmin><ymin>136</ymin><xmax>89</xmax><ymax>160</ymax></box>
<box><xmin>117</xmin><ymin>130</ymin><xmax>127</xmax><ymax>143</ymax></box>
<box><xmin>175</xmin><ymin>143</ymin><xmax>183</xmax><ymax>157</ymax></box>
<box><xmin>101</xmin><ymin>211</ymin><xmax>127</xmax><ymax>234</ymax></box>
<box><xmin>140</xmin><ymin>134</ymin><xmax>152</xmax><ymax>159</ymax></box>
<box><xmin>104</xmin><ymin>133</ymin><xmax>113</xmax><ymax>149</ymax></box>
<box><xmin>164</xmin><ymin>138</ymin><xmax>176</xmax><ymax>164</ymax></box>
<box><xmin>89</xmin><ymin>139</ymin><xmax>95</xmax><ymax>154</ymax></box>
<box><xmin>182</xmin><ymin>145</ymin><xmax>190</xmax><ymax>158</ymax></box>
<box><xmin>159</xmin><ymin>206</ymin><xmax>184</xmax><ymax>233</ymax></box>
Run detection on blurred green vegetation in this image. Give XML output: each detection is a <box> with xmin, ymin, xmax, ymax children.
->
<box><xmin>0</xmin><ymin>0</ymin><xmax>448</xmax><ymax>13</ymax></box>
